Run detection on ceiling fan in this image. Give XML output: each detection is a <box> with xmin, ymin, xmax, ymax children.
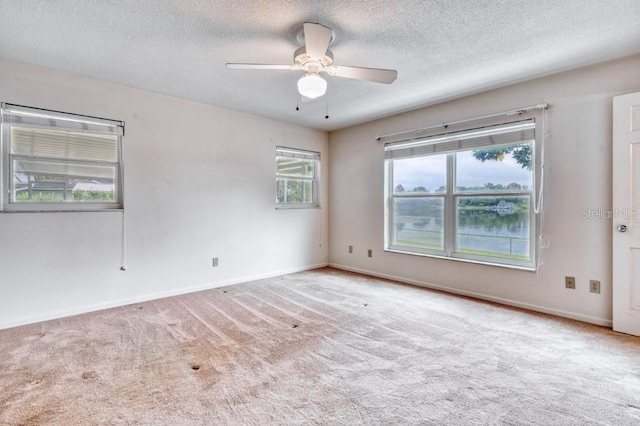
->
<box><xmin>226</xmin><ymin>22</ymin><xmax>398</xmax><ymax>100</ymax></box>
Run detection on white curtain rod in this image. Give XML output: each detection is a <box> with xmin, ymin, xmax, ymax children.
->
<box><xmin>375</xmin><ymin>103</ymin><xmax>549</xmax><ymax>141</ymax></box>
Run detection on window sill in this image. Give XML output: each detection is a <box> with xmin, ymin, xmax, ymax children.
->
<box><xmin>276</xmin><ymin>205</ymin><xmax>321</xmax><ymax>210</ymax></box>
<box><xmin>1</xmin><ymin>207</ymin><xmax>124</xmax><ymax>213</ymax></box>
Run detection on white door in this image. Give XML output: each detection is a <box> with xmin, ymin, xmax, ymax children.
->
<box><xmin>613</xmin><ymin>91</ymin><xmax>640</xmax><ymax>336</ymax></box>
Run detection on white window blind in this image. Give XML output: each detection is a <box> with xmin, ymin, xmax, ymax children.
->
<box><xmin>2</xmin><ymin>104</ymin><xmax>123</xmax><ymax>135</ymax></box>
<box><xmin>276</xmin><ymin>146</ymin><xmax>320</xmax><ymax>161</ymax></box>
<box><xmin>384</xmin><ymin>120</ymin><xmax>535</xmax><ymax>159</ymax></box>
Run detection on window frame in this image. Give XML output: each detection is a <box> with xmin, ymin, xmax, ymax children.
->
<box><xmin>275</xmin><ymin>146</ymin><xmax>320</xmax><ymax>209</ymax></box>
<box><xmin>384</xmin><ymin>119</ymin><xmax>539</xmax><ymax>270</ymax></box>
<box><xmin>0</xmin><ymin>103</ymin><xmax>124</xmax><ymax>212</ymax></box>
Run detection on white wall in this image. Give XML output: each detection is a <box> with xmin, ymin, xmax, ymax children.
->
<box><xmin>329</xmin><ymin>54</ymin><xmax>640</xmax><ymax>326</ymax></box>
<box><xmin>4</xmin><ymin>53</ymin><xmax>638</xmax><ymax>330</ymax></box>
<box><xmin>0</xmin><ymin>59</ymin><xmax>328</xmax><ymax>329</ymax></box>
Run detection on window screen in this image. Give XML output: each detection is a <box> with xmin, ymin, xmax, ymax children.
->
<box><xmin>1</xmin><ymin>103</ymin><xmax>124</xmax><ymax>211</ymax></box>
<box><xmin>276</xmin><ymin>146</ymin><xmax>320</xmax><ymax>208</ymax></box>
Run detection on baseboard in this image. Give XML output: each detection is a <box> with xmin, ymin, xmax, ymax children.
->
<box><xmin>329</xmin><ymin>263</ymin><xmax>613</xmax><ymax>328</ymax></box>
<box><xmin>0</xmin><ymin>262</ymin><xmax>329</xmax><ymax>330</ymax></box>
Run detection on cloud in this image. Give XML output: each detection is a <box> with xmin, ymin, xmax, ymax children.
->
<box><xmin>456</xmin><ymin>151</ymin><xmax>531</xmax><ymax>188</ymax></box>
<box><xmin>393</xmin><ymin>150</ymin><xmax>532</xmax><ymax>192</ymax></box>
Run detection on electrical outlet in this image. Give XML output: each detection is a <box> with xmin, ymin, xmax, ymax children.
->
<box><xmin>212</xmin><ymin>257</ymin><xmax>219</xmax><ymax>267</ymax></box>
<box><xmin>368</xmin><ymin>249</ymin><xmax>373</xmax><ymax>258</ymax></box>
<box><xmin>348</xmin><ymin>245</ymin><xmax>353</xmax><ymax>254</ymax></box>
<box><xmin>589</xmin><ymin>280</ymin><xmax>601</xmax><ymax>294</ymax></box>
<box><xmin>565</xmin><ymin>276</ymin><xmax>575</xmax><ymax>289</ymax></box>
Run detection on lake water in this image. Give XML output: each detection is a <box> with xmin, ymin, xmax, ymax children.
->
<box><xmin>396</xmin><ymin>209</ymin><xmax>530</xmax><ymax>257</ymax></box>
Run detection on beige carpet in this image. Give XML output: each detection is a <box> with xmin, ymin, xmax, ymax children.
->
<box><xmin>2</xmin><ymin>267</ymin><xmax>640</xmax><ymax>425</ymax></box>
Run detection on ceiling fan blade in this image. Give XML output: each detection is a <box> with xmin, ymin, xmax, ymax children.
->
<box><xmin>327</xmin><ymin>65</ymin><xmax>398</xmax><ymax>84</ymax></box>
<box><xmin>303</xmin><ymin>23</ymin><xmax>333</xmax><ymax>61</ymax></box>
<box><xmin>226</xmin><ymin>63</ymin><xmax>294</xmax><ymax>70</ymax></box>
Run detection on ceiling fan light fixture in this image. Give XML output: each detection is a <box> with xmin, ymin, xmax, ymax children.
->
<box><xmin>297</xmin><ymin>73</ymin><xmax>327</xmax><ymax>99</ymax></box>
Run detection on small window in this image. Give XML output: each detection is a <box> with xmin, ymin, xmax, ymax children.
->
<box><xmin>385</xmin><ymin>120</ymin><xmax>537</xmax><ymax>269</ymax></box>
<box><xmin>1</xmin><ymin>104</ymin><xmax>124</xmax><ymax>211</ymax></box>
<box><xmin>275</xmin><ymin>146</ymin><xmax>320</xmax><ymax>208</ymax></box>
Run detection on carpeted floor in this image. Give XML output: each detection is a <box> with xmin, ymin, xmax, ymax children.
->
<box><xmin>2</xmin><ymin>267</ymin><xmax>640</xmax><ymax>425</ymax></box>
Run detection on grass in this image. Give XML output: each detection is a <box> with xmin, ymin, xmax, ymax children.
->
<box><xmin>395</xmin><ymin>240</ymin><xmax>443</xmax><ymax>251</ymax></box>
<box><xmin>456</xmin><ymin>247</ymin><xmax>529</xmax><ymax>260</ymax></box>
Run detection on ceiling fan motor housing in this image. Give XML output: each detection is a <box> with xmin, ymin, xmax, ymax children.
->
<box><xmin>294</xmin><ymin>47</ymin><xmax>334</xmax><ymax>72</ymax></box>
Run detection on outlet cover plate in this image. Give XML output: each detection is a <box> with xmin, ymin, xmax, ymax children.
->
<box><xmin>589</xmin><ymin>280</ymin><xmax>601</xmax><ymax>294</ymax></box>
<box><xmin>565</xmin><ymin>276</ymin><xmax>576</xmax><ymax>289</ymax></box>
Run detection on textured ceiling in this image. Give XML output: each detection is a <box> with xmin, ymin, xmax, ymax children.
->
<box><xmin>1</xmin><ymin>1</ymin><xmax>639</xmax><ymax>131</ymax></box>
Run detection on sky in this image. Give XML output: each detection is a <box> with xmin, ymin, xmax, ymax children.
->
<box><xmin>393</xmin><ymin>150</ymin><xmax>532</xmax><ymax>192</ymax></box>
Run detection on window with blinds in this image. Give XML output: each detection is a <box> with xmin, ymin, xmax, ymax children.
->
<box><xmin>384</xmin><ymin>119</ymin><xmax>537</xmax><ymax>269</ymax></box>
<box><xmin>276</xmin><ymin>146</ymin><xmax>320</xmax><ymax>208</ymax></box>
<box><xmin>1</xmin><ymin>104</ymin><xmax>124</xmax><ymax>211</ymax></box>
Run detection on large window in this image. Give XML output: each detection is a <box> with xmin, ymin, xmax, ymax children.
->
<box><xmin>1</xmin><ymin>103</ymin><xmax>124</xmax><ymax>211</ymax></box>
<box><xmin>385</xmin><ymin>120</ymin><xmax>537</xmax><ymax>269</ymax></box>
<box><xmin>276</xmin><ymin>146</ymin><xmax>320</xmax><ymax>208</ymax></box>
